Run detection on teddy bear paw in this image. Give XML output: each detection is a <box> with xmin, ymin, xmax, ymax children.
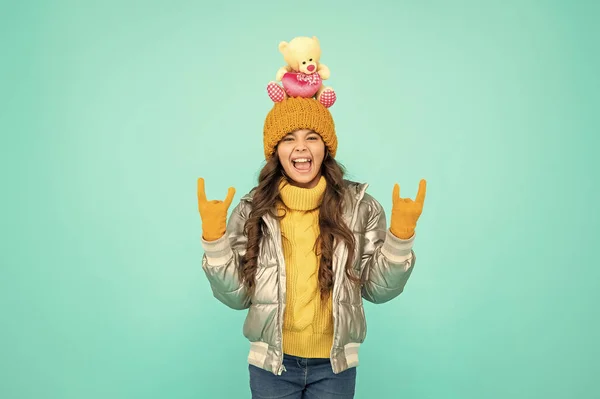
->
<box><xmin>267</xmin><ymin>82</ymin><xmax>286</xmax><ymax>103</ymax></box>
<box><xmin>318</xmin><ymin>88</ymin><xmax>336</xmax><ymax>108</ymax></box>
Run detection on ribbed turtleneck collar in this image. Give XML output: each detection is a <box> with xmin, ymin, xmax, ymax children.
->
<box><xmin>278</xmin><ymin>175</ymin><xmax>327</xmax><ymax>211</ymax></box>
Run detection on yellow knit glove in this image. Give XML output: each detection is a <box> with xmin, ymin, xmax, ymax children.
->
<box><xmin>197</xmin><ymin>177</ymin><xmax>236</xmax><ymax>241</ymax></box>
<box><xmin>390</xmin><ymin>179</ymin><xmax>427</xmax><ymax>239</ymax></box>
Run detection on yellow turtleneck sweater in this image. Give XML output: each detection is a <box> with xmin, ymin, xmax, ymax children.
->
<box><xmin>277</xmin><ymin>175</ymin><xmax>333</xmax><ymax>359</ymax></box>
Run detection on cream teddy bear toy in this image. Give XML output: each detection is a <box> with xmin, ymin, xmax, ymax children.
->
<box><xmin>266</xmin><ymin>36</ymin><xmax>336</xmax><ymax>108</ymax></box>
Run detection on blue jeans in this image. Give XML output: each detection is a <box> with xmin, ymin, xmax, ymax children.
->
<box><xmin>249</xmin><ymin>354</ymin><xmax>357</xmax><ymax>398</ymax></box>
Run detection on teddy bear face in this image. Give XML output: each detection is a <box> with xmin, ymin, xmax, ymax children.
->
<box><xmin>279</xmin><ymin>36</ymin><xmax>322</xmax><ymax>75</ymax></box>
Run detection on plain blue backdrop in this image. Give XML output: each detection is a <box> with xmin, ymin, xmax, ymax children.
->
<box><xmin>2</xmin><ymin>1</ymin><xmax>599</xmax><ymax>398</ymax></box>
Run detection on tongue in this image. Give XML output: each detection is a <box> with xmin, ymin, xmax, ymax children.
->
<box><xmin>295</xmin><ymin>161</ymin><xmax>311</xmax><ymax>171</ymax></box>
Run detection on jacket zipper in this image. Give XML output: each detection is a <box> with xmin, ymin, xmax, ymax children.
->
<box><xmin>265</xmin><ymin>214</ymin><xmax>287</xmax><ymax>375</ymax></box>
<box><xmin>329</xmin><ymin>189</ymin><xmax>365</xmax><ymax>374</ymax></box>
<box><xmin>278</xmin><ymin>363</ymin><xmax>287</xmax><ymax>375</ymax></box>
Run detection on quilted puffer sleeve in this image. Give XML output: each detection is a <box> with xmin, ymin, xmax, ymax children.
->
<box><xmin>359</xmin><ymin>195</ymin><xmax>417</xmax><ymax>304</ymax></box>
<box><xmin>201</xmin><ymin>201</ymin><xmax>251</xmax><ymax>310</ymax></box>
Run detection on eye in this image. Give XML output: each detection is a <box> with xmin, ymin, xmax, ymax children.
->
<box><xmin>309</xmin><ymin>58</ymin><xmax>313</xmax><ymax>61</ymax></box>
<box><xmin>302</xmin><ymin>61</ymin><xmax>306</xmax><ymax>64</ymax></box>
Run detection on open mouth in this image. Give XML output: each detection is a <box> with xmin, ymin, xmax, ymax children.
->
<box><xmin>292</xmin><ymin>158</ymin><xmax>312</xmax><ymax>173</ymax></box>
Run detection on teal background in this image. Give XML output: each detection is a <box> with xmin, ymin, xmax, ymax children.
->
<box><xmin>2</xmin><ymin>0</ymin><xmax>598</xmax><ymax>398</ymax></box>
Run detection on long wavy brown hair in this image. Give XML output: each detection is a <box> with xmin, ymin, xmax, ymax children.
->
<box><xmin>239</xmin><ymin>146</ymin><xmax>361</xmax><ymax>300</ymax></box>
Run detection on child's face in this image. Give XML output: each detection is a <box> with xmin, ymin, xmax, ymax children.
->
<box><xmin>276</xmin><ymin>129</ymin><xmax>325</xmax><ymax>189</ymax></box>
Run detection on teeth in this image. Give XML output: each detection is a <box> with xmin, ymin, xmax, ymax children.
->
<box><xmin>292</xmin><ymin>158</ymin><xmax>311</xmax><ymax>163</ymax></box>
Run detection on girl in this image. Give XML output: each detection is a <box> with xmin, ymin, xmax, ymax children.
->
<box><xmin>197</xmin><ymin>97</ymin><xmax>426</xmax><ymax>398</ymax></box>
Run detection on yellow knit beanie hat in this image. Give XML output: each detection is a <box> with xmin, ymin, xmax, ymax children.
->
<box><xmin>263</xmin><ymin>97</ymin><xmax>337</xmax><ymax>160</ymax></box>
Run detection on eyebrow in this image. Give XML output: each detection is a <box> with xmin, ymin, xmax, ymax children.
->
<box><xmin>285</xmin><ymin>131</ymin><xmax>318</xmax><ymax>138</ymax></box>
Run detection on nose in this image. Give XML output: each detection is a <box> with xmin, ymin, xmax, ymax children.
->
<box><xmin>294</xmin><ymin>142</ymin><xmax>309</xmax><ymax>153</ymax></box>
<box><xmin>307</xmin><ymin>64</ymin><xmax>315</xmax><ymax>72</ymax></box>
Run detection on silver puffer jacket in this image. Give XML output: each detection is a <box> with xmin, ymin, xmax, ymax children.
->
<box><xmin>201</xmin><ymin>179</ymin><xmax>417</xmax><ymax>375</ymax></box>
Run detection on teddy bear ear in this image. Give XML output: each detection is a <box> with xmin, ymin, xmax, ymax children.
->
<box><xmin>278</xmin><ymin>41</ymin><xmax>288</xmax><ymax>53</ymax></box>
<box><xmin>312</xmin><ymin>36</ymin><xmax>319</xmax><ymax>43</ymax></box>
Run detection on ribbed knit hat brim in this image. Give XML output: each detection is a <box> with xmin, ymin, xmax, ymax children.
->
<box><xmin>263</xmin><ymin>97</ymin><xmax>337</xmax><ymax>160</ymax></box>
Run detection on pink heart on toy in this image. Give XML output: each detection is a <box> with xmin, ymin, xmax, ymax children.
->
<box><xmin>281</xmin><ymin>72</ymin><xmax>322</xmax><ymax>98</ymax></box>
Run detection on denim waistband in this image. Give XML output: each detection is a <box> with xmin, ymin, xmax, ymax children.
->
<box><xmin>283</xmin><ymin>353</ymin><xmax>331</xmax><ymax>366</ymax></box>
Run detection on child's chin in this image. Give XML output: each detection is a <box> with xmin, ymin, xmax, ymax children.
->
<box><xmin>291</xmin><ymin>172</ymin><xmax>313</xmax><ymax>181</ymax></box>
<box><xmin>288</xmin><ymin>169</ymin><xmax>315</xmax><ymax>182</ymax></box>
